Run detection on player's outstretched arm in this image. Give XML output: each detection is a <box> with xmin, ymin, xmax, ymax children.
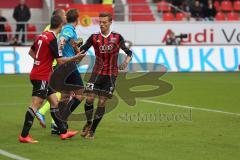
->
<box><xmin>50</xmin><ymin>37</ymin><xmax>86</xmax><ymax>65</ymax></box>
<box><xmin>79</xmin><ymin>34</ymin><xmax>94</xmax><ymax>53</ymax></box>
<box><xmin>56</xmin><ymin>50</ymin><xmax>86</xmax><ymax>65</ymax></box>
<box><xmin>70</xmin><ymin>38</ymin><xmax>83</xmax><ymax>54</ymax></box>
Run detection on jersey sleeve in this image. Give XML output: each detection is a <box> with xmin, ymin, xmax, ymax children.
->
<box><xmin>119</xmin><ymin>34</ymin><xmax>133</xmax><ymax>57</ymax></box>
<box><xmin>49</xmin><ymin>38</ymin><xmax>62</xmax><ymax>58</ymax></box>
<box><xmin>80</xmin><ymin>34</ymin><xmax>93</xmax><ymax>52</ymax></box>
<box><xmin>60</xmin><ymin>27</ymin><xmax>74</xmax><ymax>42</ymax></box>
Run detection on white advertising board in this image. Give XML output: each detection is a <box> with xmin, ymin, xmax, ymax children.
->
<box><xmin>0</xmin><ymin>46</ymin><xmax>239</xmax><ymax>74</ymax></box>
<box><xmin>76</xmin><ymin>22</ymin><xmax>240</xmax><ymax>45</ymax></box>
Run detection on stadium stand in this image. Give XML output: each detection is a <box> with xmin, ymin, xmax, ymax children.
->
<box><xmin>27</xmin><ymin>24</ymin><xmax>37</xmax><ymax>40</ymax></box>
<box><xmin>214</xmin><ymin>0</ymin><xmax>220</xmax><ymax>11</ymax></box>
<box><xmin>162</xmin><ymin>12</ymin><xmax>175</xmax><ymax>21</ymax></box>
<box><xmin>215</xmin><ymin>11</ymin><xmax>226</xmax><ymax>20</ymax></box>
<box><xmin>221</xmin><ymin>0</ymin><xmax>233</xmax><ymax>12</ymax></box>
<box><xmin>114</xmin><ymin>0</ymin><xmax>125</xmax><ymax>21</ymax></box>
<box><xmin>1</xmin><ymin>0</ymin><xmax>240</xmax><ymax>45</ymax></box>
<box><xmin>127</xmin><ymin>0</ymin><xmax>155</xmax><ymax>21</ymax></box>
<box><xmin>227</xmin><ymin>11</ymin><xmax>239</xmax><ymax>20</ymax></box>
<box><xmin>156</xmin><ymin>0</ymin><xmax>171</xmax><ymax>12</ymax></box>
<box><xmin>175</xmin><ymin>12</ymin><xmax>186</xmax><ymax>21</ymax></box>
<box><xmin>233</xmin><ymin>0</ymin><xmax>240</xmax><ymax>11</ymax></box>
<box><xmin>4</xmin><ymin>22</ymin><xmax>12</xmax><ymax>41</ymax></box>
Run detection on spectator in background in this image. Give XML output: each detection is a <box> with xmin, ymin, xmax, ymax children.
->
<box><xmin>201</xmin><ymin>0</ymin><xmax>208</xmax><ymax>8</ymax></box>
<box><xmin>203</xmin><ymin>0</ymin><xmax>216</xmax><ymax>21</ymax></box>
<box><xmin>13</xmin><ymin>0</ymin><xmax>31</xmax><ymax>44</ymax></box>
<box><xmin>190</xmin><ymin>0</ymin><xmax>203</xmax><ymax>21</ymax></box>
<box><xmin>171</xmin><ymin>0</ymin><xmax>183</xmax><ymax>14</ymax></box>
<box><xmin>179</xmin><ymin>1</ymin><xmax>190</xmax><ymax>12</ymax></box>
<box><xmin>171</xmin><ymin>0</ymin><xmax>183</xmax><ymax>8</ymax></box>
<box><xmin>0</xmin><ymin>10</ymin><xmax>7</xmax><ymax>42</ymax></box>
<box><xmin>185</xmin><ymin>0</ymin><xmax>194</xmax><ymax>9</ymax></box>
<box><xmin>179</xmin><ymin>1</ymin><xmax>191</xmax><ymax>21</ymax></box>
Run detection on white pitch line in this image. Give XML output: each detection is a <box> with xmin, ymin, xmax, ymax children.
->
<box><xmin>1</xmin><ymin>99</ymin><xmax>240</xmax><ymax>117</ymax></box>
<box><xmin>0</xmin><ymin>149</ymin><xmax>30</xmax><ymax>160</ymax></box>
<box><xmin>141</xmin><ymin>99</ymin><xmax>240</xmax><ymax>117</ymax></box>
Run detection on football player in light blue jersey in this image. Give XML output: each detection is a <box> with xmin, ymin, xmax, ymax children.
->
<box><xmin>58</xmin><ymin>9</ymin><xmax>85</xmax><ymax>128</ymax></box>
<box><xmin>59</xmin><ymin>23</ymin><xmax>78</xmax><ymax>57</ymax></box>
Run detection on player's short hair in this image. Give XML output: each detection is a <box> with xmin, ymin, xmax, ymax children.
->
<box><xmin>52</xmin><ymin>8</ymin><xmax>65</xmax><ymax>16</ymax></box>
<box><xmin>99</xmin><ymin>12</ymin><xmax>112</xmax><ymax>22</ymax></box>
<box><xmin>50</xmin><ymin>15</ymin><xmax>63</xmax><ymax>29</ymax></box>
<box><xmin>66</xmin><ymin>9</ymin><xmax>79</xmax><ymax>23</ymax></box>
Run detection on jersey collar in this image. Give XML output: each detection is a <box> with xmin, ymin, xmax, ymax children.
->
<box><xmin>101</xmin><ymin>30</ymin><xmax>112</xmax><ymax>38</ymax></box>
<box><xmin>66</xmin><ymin>23</ymin><xmax>75</xmax><ymax>29</ymax></box>
<box><xmin>48</xmin><ymin>30</ymin><xmax>57</xmax><ymax>38</ymax></box>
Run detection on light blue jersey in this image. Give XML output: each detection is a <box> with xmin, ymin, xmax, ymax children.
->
<box><xmin>59</xmin><ymin>24</ymin><xmax>82</xmax><ymax>72</ymax></box>
<box><xmin>59</xmin><ymin>24</ymin><xmax>78</xmax><ymax>57</ymax></box>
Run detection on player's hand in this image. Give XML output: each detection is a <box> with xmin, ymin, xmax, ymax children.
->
<box><xmin>76</xmin><ymin>38</ymin><xmax>83</xmax><ymax>47</ymax></box>
<box><xmin>75</xmin><ymin>51</ymin><xmax>86</xmax><ymax>63</ymax></box>
<box><xmin>70</xmin><ymin>39</ymin><xmax>77</xmax><ymax>48</ymax></box>
<box><xmin>70</xmin><ymin>38</ymin><xmax>83</xmax><ymax>48</ymax></box>
<box><xmin>119</xmin><ymin>62</ymin><xmax>128</xmax><ymax>70</ymax></box>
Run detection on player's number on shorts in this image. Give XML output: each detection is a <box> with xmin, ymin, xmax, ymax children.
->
<box><xmin>36</xmin><ymin>40</ymin><xmax>43</xmax><ymax>59</ymax></box>
<box><xmin>86</xmin><ymin>83</ymin><xmax>94</xmax><ymax>91</ymax></box>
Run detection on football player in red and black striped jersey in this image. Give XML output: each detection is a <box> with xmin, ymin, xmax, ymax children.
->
<box><xmin>18</xmin><ymin>15</ymin><xmax>85</xmax><ymax>143</ymax></box>
<box><xmin>80</xmin><ymin>12</ymin><xmax>132</xmax><ymax>139</ymax></box>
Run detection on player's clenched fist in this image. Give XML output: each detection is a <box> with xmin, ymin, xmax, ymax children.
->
<box><xmin>70</xmin><ymin>38</ymin><xmax>83</xmax><ymax>47</ymax></box>
<box><xmin>70</xmin><ymin>38</ymin><xmax>83</xmax><ymax>54</ymax></box>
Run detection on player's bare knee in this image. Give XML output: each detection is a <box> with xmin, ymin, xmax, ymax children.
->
<box><xmin>47</xmin><ymin>94</ymin><xmax>59</xmax><ymax>107</ymax></box>
<box><xmin>60</xmin><ymin>93</ymin><xmax>70</xmax><ymax>103</ymax></box>
<box><xmin>98</xmin><ymin>102</ymin><xmax>106</xmax><ymax>108</ymax></box>
<box><xmin>31</xmin><ymin>101</ymin><xmax>43</xmax><ymax>111</ymax></box>
<box><xmin>86</xmin><ymin>93</ymin><xmax>95</xmax><ymax>104</ymax></box>
<box><xmin>86</xmin><ymin>97</ymin><xmax>94</xmax><ymax>104</ymax></box>
<box><xmin>98</xmin><ymin>96</ymin><xmax>107</xmax><ymax>107</ymax></box>
<box><xmin>74</xmin><ymin>94</ymin><xmax>84</xmax><ymax>101</ymax></box>
<box><xmin>49</xmin><ymin>101</ymin><xmax>58</xmax><ymax>108</ymax></box>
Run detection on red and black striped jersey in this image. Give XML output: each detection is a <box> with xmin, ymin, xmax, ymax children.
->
<box><xmin>30</xmin><ymin>31</ymin><xmax>62</xmax><ymax>81</ymax></box>
<box><xmin>81</xmin><ymin>31</ymin><xmax>132</xmax><ymax>76</ymax></box>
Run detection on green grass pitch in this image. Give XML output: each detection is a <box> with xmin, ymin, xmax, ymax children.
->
<box><xmin>0</xmin><ymin>72</ymin><xmax>240</xmax><ymax>160</ymax></box>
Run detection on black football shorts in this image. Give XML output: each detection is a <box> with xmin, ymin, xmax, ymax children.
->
<box><xmin>31</xmin><ymin>80</ymin><xmax>55</xmax><ymax>99</ymax></box>
<box><xmin>85</xmin><ymin>73</ymin><xmax>116</xmax><ymax>98</ymax></box>
<box><xmin>65</xmin><ymin>70</ymin><xmax>84</xmax><ymax>88</ymax></box>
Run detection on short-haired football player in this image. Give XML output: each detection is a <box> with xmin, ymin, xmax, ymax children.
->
<box><xmin>18</xmin><ymin>15</ymin><xmax>85</xmax><ymax>143</ymax></box>
<box><xmin>80</xmin><ymin>12</ymin><xmax>132</xmax><ymax>139</ymax></box>
<box><xmin>56</xmin><ymin>9</ymin><xmax>85</xmax><ymax>125</ymax></box>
